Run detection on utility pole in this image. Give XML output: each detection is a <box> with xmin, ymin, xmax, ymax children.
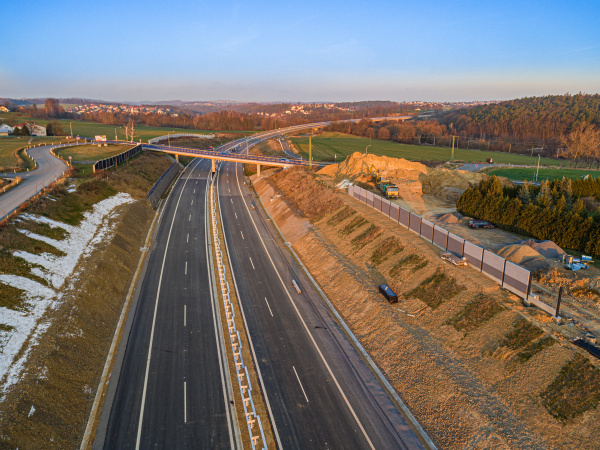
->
<box><xmin>309</xmin><ymin>134</ymin><xmax>312</xmax><ymax>169</ymax></box>
<box><xmin>70</xmin><ymin>122</ymin><xmax>73</xmax><ymax>138</ymax></box>
<box><xmin>535</xmin><ymin>154</ymin><xmax>541</xmax><ymax>181</ymax></box>
<box><xmin>451</xmin><ymin>135</ymin><xmax>458</xmax><ymax>162</ymax></box>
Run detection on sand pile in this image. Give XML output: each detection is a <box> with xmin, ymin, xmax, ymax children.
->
<box><xmin>420</xmin><ymin>169</ymin><xmax>487</xmax><ymax>202</ymax></box>
<box><xmin>498</xmin><ymin>244</ymin><xmax>550</xmax><ymax>271</ymax></box>
<box><xmin>436</xmin><ymin>212</ymin><xmax>464</xmax><ymax>224</ymax></box>
<box><xmin>318</xmin><ymin>152</ymin><xmax>427</xmax><ymax>181</ymax></box>
<box><xmin>519</xmin><ymin>239</ymin><xmax>566</xmax><ymax>260</ymax></box>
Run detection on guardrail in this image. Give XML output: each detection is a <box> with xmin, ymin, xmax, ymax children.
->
<box><xmin>210</xmin><ymin>179</ymin><xmax>267</xmax><ymax>449</ymax></box>
<box><xmin>148</xmin><ymin>133</ymin><xmax>215</xmax><ymax>144</ymax></box>
<box><xmin>348</xmin><ymin>185</ymin><xmax>535</xmax><ymax>302</ymax></box>
<box><xmin>93</xmin><ymin>144</ymin><xmax>142</xmax><ymax>172</ymax></box>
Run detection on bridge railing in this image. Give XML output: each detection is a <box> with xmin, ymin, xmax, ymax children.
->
<box><xmin>148</xmin><ymin>133</ymin><xmax>216</xmax><ymax>144</ymax></box>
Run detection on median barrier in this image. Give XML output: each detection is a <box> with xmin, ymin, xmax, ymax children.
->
<box><xmin>146</xmin><ymin>162</ymin><xmax>183</xmax><ymax>209</ymax></box>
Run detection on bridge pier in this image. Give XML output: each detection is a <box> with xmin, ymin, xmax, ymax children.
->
<box><xmin>175</xmin><ymin>154</ymin><xmax>179</xmax><ymax>163</ymax></box>
<box><xmin>257</xmin><ymin>164</ymin><xmax>261</xmax><ymax>176</ymax></box>
<box><xmin>211</xmin><ymin>158</ymin><xmax>215</xmax><ymax>176</ymax></box>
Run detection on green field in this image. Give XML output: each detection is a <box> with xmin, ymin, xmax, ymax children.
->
<box><xmin>290</xmin><ymin>132</ymin><xmax>562</xmax><ymax>166</ymax></box>
<box><xmin>0</xmin><ymin>137</ymin><xmax>68</xmax><ymax>169</ymax></box>
<box><xmin>55</xmin><ymin>143</ymin><xmax>134</xmax><ymax>162</ymax></box>
<box><xmin>485</xmin><ymin>166</ymin><xmax>599</xmax><ymax>182</ymax></box>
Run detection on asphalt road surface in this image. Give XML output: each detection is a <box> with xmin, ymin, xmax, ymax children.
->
<box><xmin>94</xmin><ymin>158</ymin><xmax>238</xmax><ymax>449</ymax></box>
<box><xmin>217</xmin><ymin>160</ymin><xmax>424</xmax><ymax>449</ymax></box>
<box><xmin>0</xmin><ymin>145</ymin><xmax>68</xmax><ymax>219</ymax></box>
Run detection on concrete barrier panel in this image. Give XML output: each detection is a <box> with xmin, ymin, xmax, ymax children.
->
<box><xmin>503</xmin><ymin>261</ymin><xmax>531</xmax><ymax>298</ymax></box>
<box><xmin>447</xmin><ymin>233</ymin><xmax>465</xmax><ymax>256</ymax></box>
<box><xmin>464</xmin><ymin>241</ymin><xmax>484</xmax><ymax>271</ymax></box>
<box><xmin>381</xmin><ymin>198</ymin><xmax>391</xmax><ymax>216</ymax></box>
<box><xmin>482</xmin><ymin>250</ymin><xmax>505</xmax><ymax>284</ymax></box>
<box><xmin>390</xmin><ymin>204</ymin><xmax>400</xmax><ymax>222</ymax></box>
<box><xmin>399</xmin><ymin>208</ymin><xmax>410</xmax><ymax>227</ymax></box>
<box><xmin>359</xmin><ymin>188</ymin><xmax>367</xmax><ymax>203</ymax></box>
<box><xmin>348</xmin><ymin>185</ymin><xmax>354</xmax><ymax>197</ymax></box>
<box><xmin>367</xmin><ymin>191</ymin><xmax>374</xmax><ymax>207</ymax></box>
<box><xmin>433</xmin><ymin>225</ymin><xmax>449</xmax><ymax>249</ymax></box>
<box><xmin>374</xmin><ymin>195</ymin><xmax>382</xmax><ymax>211</ymax></box>
<box><xmin>409</xmin><ymin>213</ymin><xmax>421</xmax><ymax>234</ymax></box>
<box><xmin>420</xmin><ymin>219</ymin><xmax>434</xmax><ymax>242</ymax></box>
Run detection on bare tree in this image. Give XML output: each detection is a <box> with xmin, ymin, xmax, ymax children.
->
<box><xmin>121</xmin><ymin>119</ymin><xmax>135</xmax><ymax>142</ymax></box>
<box><xmin>560</xmin><ymin>121</ymin><xmax>600</xmax><ymax>167</ymax></box>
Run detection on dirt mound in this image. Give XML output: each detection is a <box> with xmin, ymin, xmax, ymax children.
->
<box><xmin>318</xmin><ymin>152</ymin><xmax>427</xmax><ymax>180</ymax></box>
<box><xmin>420</xmin><ymin>169</ymin><xmax>487</xmax><ymax>202</ymax></box>
<box><xmin>498</xmin><ymin>244</ymin><xmax>543</xmax><ymax>264</ymax></box>
<box><xmin>436</xmin><ymin>212</ymin><xmax>464</xmax><ymax>224</ymax></box>
<box><xmin>519</xmin><ymin>239</ymin><xmax>566</xmax><ymax>260</ymax></box>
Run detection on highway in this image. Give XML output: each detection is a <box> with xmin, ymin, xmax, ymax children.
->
<box><xmin>0</xmin><ymin>145</ymin><xmax>68</xmax><ymax>220</ymax></box>
<box><xmin>94</xmin><ymin>158</ymin><xmax>238</xmax><ymax>449</ymax></box>
<box><xmin>93</xmin><ymin>125</ymin><xmax>427</xmax><ymax>449</ymax></box>
<box><xmin>216</xmin><ymin>158</ymin><xmax>424</xmax><ymax>449</ymax></box>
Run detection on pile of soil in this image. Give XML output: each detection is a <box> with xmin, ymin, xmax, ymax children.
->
<box><xmin>317</xmin><ymin>152</ymin><xmax>427</xmax><ymax>181</ymax></box>
<box><xmin>436</xmin><ymin>212</ymin><xmax>464</xmax><ymax>224</ymax></box>
<box><xmin>420</xmin><ymin>169</ymin><xmax>487</xmax><ymax>202</ymax></box>
<box><xmin>497</xmin><ymin>244</ymin><xmax>550</xmax><ymax>270</ymax></box>
<box><xmin>520</xmin><ymin>239</ymin><xmax>566</xmax><ymax>260</ymax></box>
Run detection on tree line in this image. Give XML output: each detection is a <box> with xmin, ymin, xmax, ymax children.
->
<box><xmin>456</xmin><ymin>177</ymin><xmax>600</xmax><ymax>257</ymax></box>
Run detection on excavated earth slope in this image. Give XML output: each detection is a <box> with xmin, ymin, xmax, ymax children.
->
<box><xmin>252</xmin><ymin>169</ymin><xmax>600</xmax><ymax>450</ymax></box>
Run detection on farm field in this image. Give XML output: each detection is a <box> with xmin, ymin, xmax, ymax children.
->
<box><xmin>290</xmin><ymin>132</ymin><xmax>562</xmax><ymax>166</ymax></box>
<box><xmin>0</xmin><ymin>137</ymin><xmax>68</xmax><ymax>169</ymax></box>
<box><xmin>54</xmin><ymin>143</ymin><xmax>134</xmax><ymax>162</ymax></box>
<box><xmin>486</xmin><ymin>166</ymin><xmax>600</xmax><ymax>182</ymax></box>
<box><xmin>0</xmin><ymin>112</ymin><xmax>245</xmax><ymax>141</ymax></box>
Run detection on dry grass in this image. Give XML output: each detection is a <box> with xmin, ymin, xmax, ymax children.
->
<box><xmin>0</xmin><ymin>225</ymin><xmax>64</xmax><ymax>256</ymax></box>
<box><xmin>350</xmin><ymin>224</ymin><xmax>381</xmax><ymax>250</ymax></box>
<box><xmin>370</xmin><ymin>237</ymin><xmax>404</xmax><ymax>265</ymax></box>
<box><xmin>338</xmin><ymin>216</ymin><xmax>368</xmax><ymax>236</ymax></box>
<box><xmin>541</xmin><ymin>353</ymin><xmax>600</xmax><ymax>422</ymax></box>
<box><xmin>446</xmin><ymin>294</ymin><xmax>505</xmax><ymax>332</ymax></box>
<box><xmin>500</xmin><ymin>317</ymin><xmax>544</xmax><ymax>350</ymax></box>
<box><xmin>405</xmin><ymin>269</ymin><xmax>465</xmax><ymax>309</ymax></box>
<box><xmin>18</xmin><ymin>219</ymin><xmax>69</xmax><ymax>241</ymax></box>
<box><xmin>515</xmin><ymin>336</ymin><xmax>556</xmax><ymax>363</ymax></box>
<box><xmin>389</xmin><ymin>253</ymin><xmax>428</xmax><ymax>277</ymax></box>
<box><xmin>0</xmin><ymin>283</ymin><xmax>28</xmax><ymax>311</ymax></box>
<box><xmin>327</xmin><ymin>205</ymin><xmax>355</xmax><ymax>226</ymax></box>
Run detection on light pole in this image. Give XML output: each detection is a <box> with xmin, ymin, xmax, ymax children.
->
<box><xmin>366</xmin><ymin>145</ymin><xmax>371</xmax><ymax>155</ymax></box>
<box><xmin>168</xmin><ymin>131</ymin><xmax>172</xmax><ymax>147</ymax></box>
<box><xmin>535</xmin><ymin>154</ymin><xmax>541</xmax><ymax>182</ymax></box>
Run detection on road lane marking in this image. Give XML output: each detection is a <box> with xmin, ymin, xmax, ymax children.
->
<box><xmin>187</xmin><ymin>233</ymin><xmax>189</xmax><ymax>243</ymax></box>
<box><xmin>194</xmin><ymin>189</ymin><xmax>196</xmax><ymax>193</ymax></box>
<box><xmin>235</xmin><ymin>212</ymin><xmax>238</xmax><ymax>219</ymax></box>
<box><xmin>234</xmin><ymin>163</ymin><xmax>375</xmax><ymax>449</ymax></box>
<box><xmin>185</xmin><ymin>261</ymin><xmax>188</xmax><ymax>275</ymax></box>
<box><xmin>184</xmin><ymin>305</ymin><xmax>187</xmax><ymax>327</ymax></box>
<box><xmin>249</xmin><ymin>256</ymin><xmax>255</xmax><ymax>269</ymax></box>
<box><xmin>293</xmin><ymin>366</ymin><xmax>309</xmax><ymax>403</ymax></box>
<box><xmin>184</xmin><ymin>382</ymin><xmax>187</xmax><ymax>423</ymax></box>
<box><xmin>264</xmin><ymin>297</ymin><xmax>273</xmax><ymax>317</ymax></box>
<box><xmin>136</xmin><ymin>160</ymin><xmax>199</xmax><ymax>449</ymax></box>
<box><xmin>231</xmin><ymin>199</ymin><xmax>233</xmax><ymax>204</ymax></box>
<box><xmin>191</xmin><ymin>199</ymin><xmax>194</xmax><ymax>206</ymax></box>
<box><xmin>189</xmin><ymin>214</ymin><xmax>191</xmax><ymax>221</ymax></box>
<box><xmin>240</xmin><ymin>231</ymin><xmax>244</xmax><ymax>240</ymax></box>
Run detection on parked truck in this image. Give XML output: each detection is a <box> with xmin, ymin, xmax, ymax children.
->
<box><xmin>382</xmin><ymin>183</ymin><xmax>399</xmax><ymax>198</ymax></box>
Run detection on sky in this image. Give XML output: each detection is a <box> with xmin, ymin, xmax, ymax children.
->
<box><xmin>2</xmin><ymin>0</ymin><xmax>599</xmax><ymax>103</ymax></box>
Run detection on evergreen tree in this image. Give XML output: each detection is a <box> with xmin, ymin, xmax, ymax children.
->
<box><xmin>518</xmin><ymin>182</ymin><xmax>531</xmax><ymax>204</ymax></box>
<box><xmin>536</xmin><ymin>180</ymin><xmax>553</xmax><ymax>208</ymax></box>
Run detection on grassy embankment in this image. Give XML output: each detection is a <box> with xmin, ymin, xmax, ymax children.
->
<box><xmin>0</xmin><ymin>137</ymin><xmax>70</xmax><ymax>170</ymax></box>
<box><xmin>0</xmin><ymin>150</ymin><xmax>173</xmax><ymax>448</ymax></box>
<box><xmin>290</xmin><ymin>131</ymin><xmax>563</xmax><ymax>166</ymax></box>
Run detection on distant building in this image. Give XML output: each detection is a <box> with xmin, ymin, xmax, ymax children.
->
<box><xmin>13</xmin><ymin>122</ymin><xmax>47</xmax><ymax>136</ymax></box>
<box><xmin>0</xmin><ymin>124</ymin><xmax>14</xmax><ymax>136</ymax></box>
<box><xmin>0</xmin><ymin>106</ymin><xmax>9</xmax><ymax>113</ymax></box>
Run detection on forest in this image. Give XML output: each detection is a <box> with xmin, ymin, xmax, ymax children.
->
<box><xmin>456</xmin><ymin>177</ymin><xmax>600</xmax><ymax>257</ymax></box>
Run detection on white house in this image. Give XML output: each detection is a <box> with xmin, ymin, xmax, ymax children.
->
<box><xmin>0</xmin><ymin>124</ymin><xmax>13</xmax><ymax>136</ymax></box>
<box><xmin>28</xmin><ymin>123</ymin><xmax>46</xmax><ymax>136</ymax></box>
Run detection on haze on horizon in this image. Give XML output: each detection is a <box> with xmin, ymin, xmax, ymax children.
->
<box><xmin>3</xmin><ymin>0</ymin><xmax>599</xmax><ymax>103</ymax></box>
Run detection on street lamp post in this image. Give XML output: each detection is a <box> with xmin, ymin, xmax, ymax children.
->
<box><xmin>366</xmin><ymin>145</ymin><xmax>371</xmax><ymax>155</ymax></box>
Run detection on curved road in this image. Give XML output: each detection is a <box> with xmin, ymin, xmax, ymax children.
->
<box><xmin>0</xmin><ymin>145</ymin><xmax>68</xmax><ymax>220</ymax></box>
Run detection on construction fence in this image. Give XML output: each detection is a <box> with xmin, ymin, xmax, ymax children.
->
<box><xmin>348</xmin><ymin>185</ymin><xmax>532</xmax><ymax>300</ymax></box>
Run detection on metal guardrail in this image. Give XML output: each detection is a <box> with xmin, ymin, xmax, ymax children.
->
<box><xmin>209</xmin><ymin>179</ymin><xmax>267</xmax><ymax>449</ymax></box>
<box><xmin>146</xmin><ymin>162</ymin><xmax>182</xmax><ymax>209</ymax></box>
<box><xmin>93</xmin><ymin>144</ymin><xmax>143</xmax><ymax>172</ymax></box>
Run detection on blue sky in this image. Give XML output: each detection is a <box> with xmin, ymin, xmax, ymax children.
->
<box><xmin>2</xmin><ymin>0</ymin><xmax>599</xmax><ymax>102</ymax></box>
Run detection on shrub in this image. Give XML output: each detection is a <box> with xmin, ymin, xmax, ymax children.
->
<box><xmin>446</xmin><ymin>294</ymin><xmax>505</xmax><ymax>332</ymax></box>
<box><xmin>370</xmin><ymin>237</ymin><xmax>404</xmax><ymax>265</ymax></box>
<box><xmin>405</xmin><ymin>269</ymin><xmax>465</xmax><ymax>309</ymax></box>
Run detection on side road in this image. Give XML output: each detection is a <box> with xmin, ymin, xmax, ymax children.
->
<box><xmin>0</xmin><ymin>145</ymin><xmax>68</xmax><ymax>220</ymax></box>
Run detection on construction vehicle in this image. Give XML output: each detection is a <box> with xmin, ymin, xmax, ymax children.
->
<box><xmin>382</xmin><ymin>183</ymin><xmax>399</xmax><ymax>198</ymax></box>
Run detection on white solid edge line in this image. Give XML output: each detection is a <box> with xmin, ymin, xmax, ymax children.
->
<box><xmin>292</xmin><ymin>366</ymin><xmax>309</xmax><ymax>403</ymax></box>
<box><xmin>234</xmin><ymin>161</ymin><xmax>375</xmax><ymax>449</ymax></box>
<box><xmin>184</xmin><ymin>305</ymin><xmax>187</xmax><ymax>327</ymax></box>
<box><xmin>217</xmin><ymin>164</ymin><xmax>283</xmax><ymax>449</ymax></box>
<box><xmin>205</xmin><ymin>167</ymin><xmax>242</xmax><ymax>450</ymax></box>
<box><xmin>135</xmin><ymin>159</ymin><xmax>199</xmax><ymax>449</ymax></box>
<box><xmin>184</xmin><ymin>381</ymin><xmax>187</xmax><ymax>424</ymax></box>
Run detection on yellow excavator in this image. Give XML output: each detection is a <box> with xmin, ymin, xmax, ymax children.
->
<box><xmin>370</xmin><ymin>164</ymin><xmax>399</xmax><ymax>198</ymax></box>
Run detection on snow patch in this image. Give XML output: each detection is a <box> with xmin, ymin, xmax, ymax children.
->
<box><xmin>0</xmin><ymin>193</ymin><xmax>135</xmax><ymax>397</ymax></box>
